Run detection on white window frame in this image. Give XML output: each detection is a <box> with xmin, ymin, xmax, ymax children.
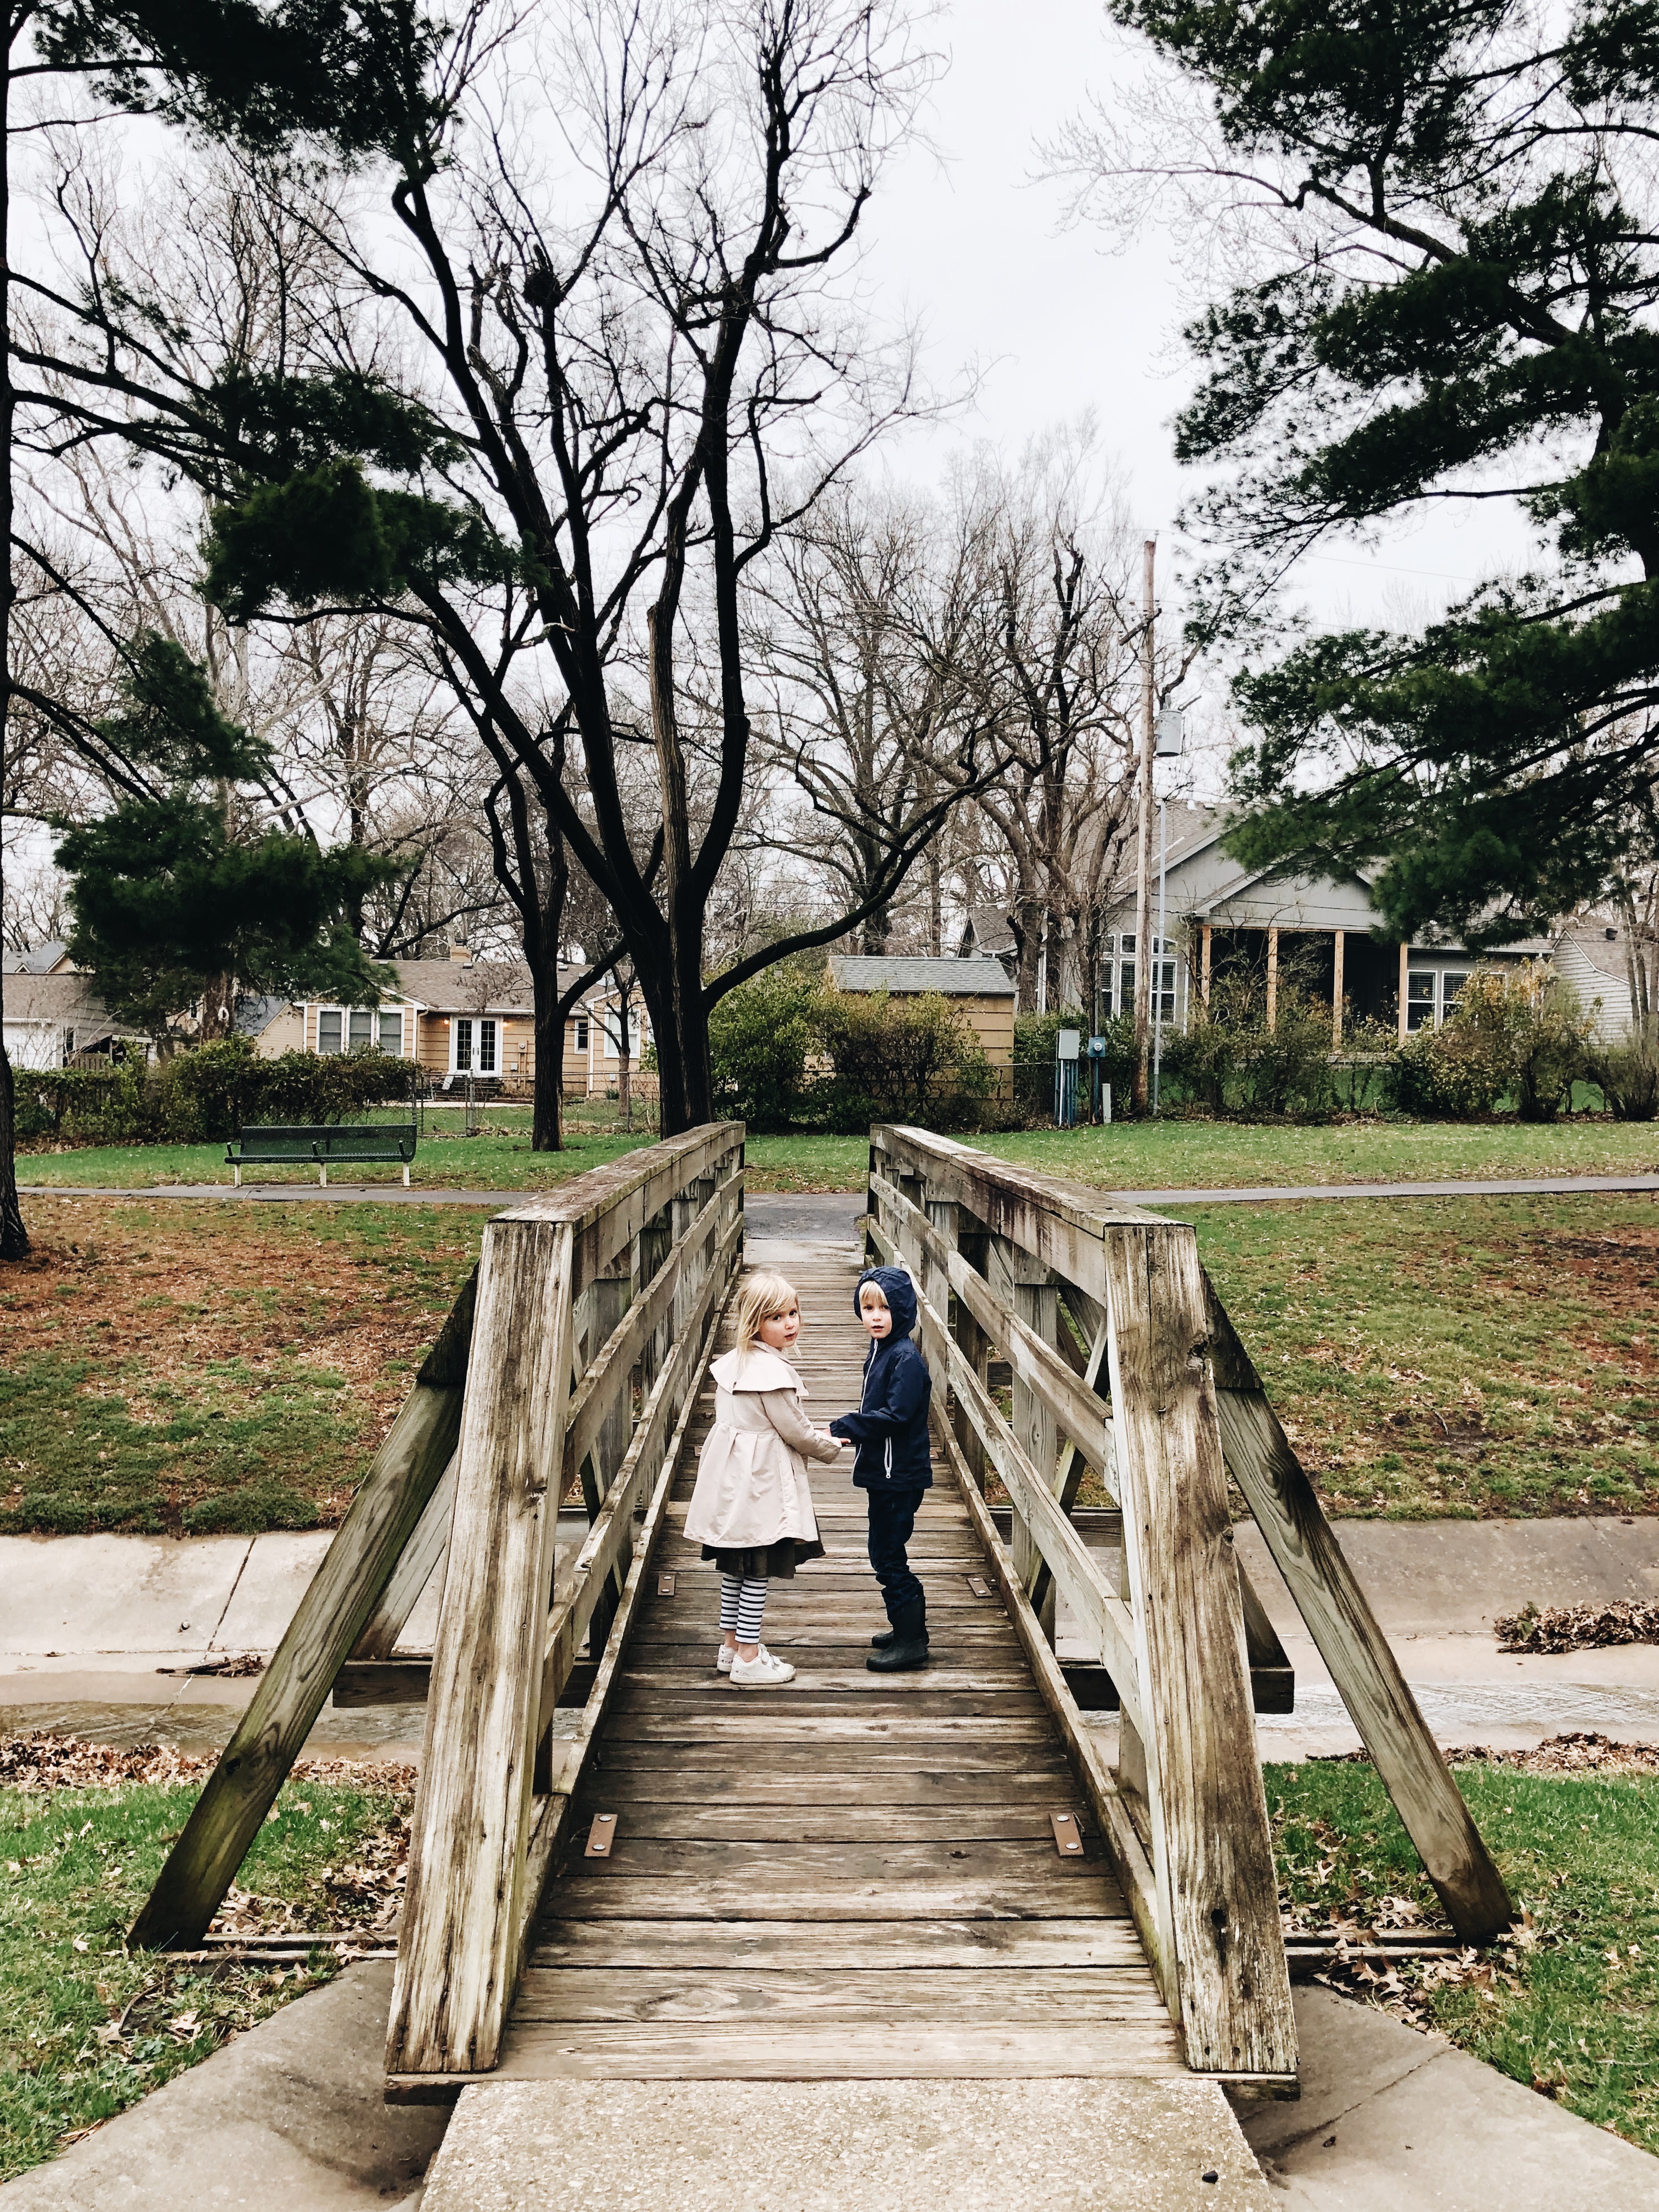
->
<box><xmin>450</xmin><ymin>1014</ymin><xmax>499</xmax><ymax>1074</ymax></box>
<box><xmin>1406</xmin><ymin>970</ymin><xmax>1437</xmax><ymax>1032</ymax></box>
<box><xmin>316</xmin><ymin>1006</ymin><xmax>346</xmax><ymax>1054</ymax></box>
<box><xmin>318</xmin><ymin>1002</ymin><xmax>407</xmax><ymax>1055</ymax></box>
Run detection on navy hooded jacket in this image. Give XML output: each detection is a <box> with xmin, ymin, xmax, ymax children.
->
<box><xmin>828</xmin><ymin>1265</ymin><xmax>933</xmax><ymax>1491</ymax></box>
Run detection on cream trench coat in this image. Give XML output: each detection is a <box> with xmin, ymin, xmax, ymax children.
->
<box><xmin>682</xmin><ymin>1346</ymin><xmax>841</xmax><ymax>1552</ymax></box>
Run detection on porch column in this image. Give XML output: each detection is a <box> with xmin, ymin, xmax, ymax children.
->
<box><xmin>1200</xmin><ymin>924</ymin><xmax>1212</xmax><ymax>1007</ymax></box>
<box><xmin>1266</xmin><ymin>926</ymin><xmax>1279</xmax><ymax>1031</ymax></box>
<box><xmin>1331</xmin><ymin>929</ymin><xmax>1345</xmax><ymax>1048</ymax></box>
<box><xmin>1397</xmin><ymin>944</ymin><xmax>1410</xmax><ymax>1043</ymax></box>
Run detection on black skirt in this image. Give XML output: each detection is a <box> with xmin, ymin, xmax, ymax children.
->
<box><xmin>701</xmin><ymin>1536</ymin><xmax>826</xmax><ymax>1579</ymax></box>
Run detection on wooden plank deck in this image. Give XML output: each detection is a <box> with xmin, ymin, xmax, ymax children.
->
<box><xmin>489</xmin><ymin>1252</ymin><xmax>1186</xmax><ymax>2081</ymax></box>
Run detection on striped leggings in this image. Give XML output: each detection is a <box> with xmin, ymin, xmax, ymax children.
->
<box><xmin>719</xmin><ymin>1574</ymin><xmax>769</xmax><ymax>1644</ymax></box>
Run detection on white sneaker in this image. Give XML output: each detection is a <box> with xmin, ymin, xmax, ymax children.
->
<box><xmin>716</xmin><ymin>1644</ymin><xmax>735</xmax><ymax>1674</ymax></box>
<box><xmin>730</xmin><ymin>1644</ymin><xmax>795</xmax><ymax>1688</ymax></box>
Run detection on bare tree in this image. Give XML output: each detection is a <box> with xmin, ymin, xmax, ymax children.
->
<box><xmin>744</xmin><ymin>478</ymin><xmax>1008</xmax><ymax>955</ymax></box>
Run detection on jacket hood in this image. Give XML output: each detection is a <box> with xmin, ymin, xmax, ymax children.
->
<box><xmin>853</xmin><ymin>1265</ymin><xmax>917</xmax><ymax>1340</ymax></box>
<box><xmin>710</xmin><ymin>1346</ymin><xmax>805</xmax><ymax>1395</ymax></box>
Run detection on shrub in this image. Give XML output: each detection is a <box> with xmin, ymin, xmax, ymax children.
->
<box><xmin>16</xmin><ymin>1038</ymin><xmax>419</xmax><ymax>1146</ymax></box>
<box><xmin>1588</xmin><ymin>1020</ymin><xmax>1659</xmax><ymax>1121</ymax></box>
<box><xmin>1160</xmin><ymin>973</ymin><xmax>1334</xmax><ymax>1118</ymax></box>
<box><xmin>708</xmin><ymin>972</ymin><xmax>817</xmax><ymax>1128</ymax></box>
<box><xmin>809</xmin><ymin>989</ymin><xmax>994</xmax><ymax>1133</ymax></box>
<box><xmin>1390</xmin><ymin>962</ymin><xmax>1592</xmax><ymax>1122</ymax></box>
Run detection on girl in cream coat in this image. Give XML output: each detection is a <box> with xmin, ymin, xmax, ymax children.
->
<box><xmin>684</xmin><ymin>1267</ymin><xmax>844</xmax><ymax>1687</ymax></box>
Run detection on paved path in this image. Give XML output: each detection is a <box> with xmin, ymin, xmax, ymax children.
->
<box><xmin>20</xmin><ymin>1169</ymin><xmax>1659</xmax><ymax>1209</ymax></box>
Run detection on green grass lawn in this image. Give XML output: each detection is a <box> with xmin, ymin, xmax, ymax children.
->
<box><xmin>21</xmin><ymin>1115</ymin><xmax>1659</xmax><ymax>1194</ymax></box>
<box><xmin>1</xmin><ymin>1200</ymin><xmax>487</xmax><ymax>1536</ymax></box>
<box><xmin>0</xmin><ymin>1754</ymin><xmax>411</xmax><ymax>2185</ymax></box>
<box><xmin>1269</xmin><ymin>1752</ymin><xmax>1659</xmax><ymax>2154</ymax></box>
<box><xmin>1190</xmin><ymin>1193</ymin><xmax>1659</xmax><ymax>1517</ymax></box>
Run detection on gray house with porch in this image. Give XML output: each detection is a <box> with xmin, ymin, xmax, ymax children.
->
<box><xmin>1097</xmin><ymin>805</ymin><xmax>1568</xmax><ymax>1043</ymax></box>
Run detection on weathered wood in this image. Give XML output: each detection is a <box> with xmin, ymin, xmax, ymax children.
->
<box><xmin>932</xmin><ymin>1403</ymin><xmax>1173</xmax><ymax>2018</ymax></box>
<box><xmin>1101</xmin><ymin>1227</ymin><xmax>1297</xmax><ymax>2079</ymax></box>
<box><xmin>865</xmin><ymin>1215</ymin><xmax>1144</xmax><ymax>1727</ymax></box>
<box><xmin>1205</xmin><ymin>1273</ymin><xmax>1516</xmax><ymax>1945</ymax></box>
<box><xmin>349</xmin><ymin>1454</ymin><xmax>456</xmax><ymax>1664</ymax></box>
<box><xmin>386</xmin><ymin>1219</ymin><xmax>577</xmax><ymax>2076</ymax></box>
<box><xmin>869</xmin><ymin>1171</ymin><xmax>1116</xmax><ymax>1485</ymax></box>
<box><xmin>500</xmin><ymin>1124</ymin><xmax>743</xmax><ymax>1296</ymax></box>
<box><xmin>540</xmin><ymin>1210</ymin><xmax>743</xmax><ymax>1731</ymax></box>
<box><xmin>529</xmin><ymin>1917</ymin><xmax>1142</xmax><ymax>1968</ymax></box>
<box><xmin>512</xmin><ymin>1967</ymin><xmax>1172</xmax><ymax>2023</ymax></box>
<box><xmin>562</xmin><ymin>1172</ymin><xmax>738</xmax><ymax>1489</ymax></box>
<box><xmin>128</xmin><ymin>1272</ymin><xmax>476</xmax><ymax>1951</ymax></box>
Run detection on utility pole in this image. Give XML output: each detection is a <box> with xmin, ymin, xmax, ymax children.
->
<box><xmin>1131</xmin><ymin>537</ymin><xmax>1156</xmax><ymax>1115</ymax></box>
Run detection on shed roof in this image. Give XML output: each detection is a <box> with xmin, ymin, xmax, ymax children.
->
<box><xmin>828</xmin><ymin>955</ymin><xmax>1017</xmax><ymax>998</ymax></box>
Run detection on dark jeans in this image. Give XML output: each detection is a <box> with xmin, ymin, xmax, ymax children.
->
<box><xmin>866</xmin><ymin>1487</ymin><xmax>926</xmax><ymax>1620</ymax></box>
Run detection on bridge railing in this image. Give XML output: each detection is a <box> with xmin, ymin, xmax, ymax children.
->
<box><xmin>866</xmin><ymin>1124</ymin><xmax>1514</xmax><ymax>2089</ymax></box>
<box><xmin>129</xmin><ymin>1123</ymin><xmax>746</xmax><ymax>2093</ymax></box>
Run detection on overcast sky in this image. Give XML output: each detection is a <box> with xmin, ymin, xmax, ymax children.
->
<box><xmin>857</xmin><ymin>0</ymin><xmax>1531</xmax><ymax>656</ymax></box>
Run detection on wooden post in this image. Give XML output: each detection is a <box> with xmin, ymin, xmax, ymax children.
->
<box><xmin>1200</xmin><ymin>924</ymin><xmax>1212</xmax><ymax>1007</ymax></box>
<box><xmin>987</xmin><ymin>1234</ymin><xmax>1058</xmax><ymax>1639</ymax></box>
<box><xmin>1331</xmin><ymin>929</ymin><xmax>1345</xmax><ymax>1049</ymax></box>
<box><xmin>1398</xmin><ymin>943</ymin><xmax>1410</xmax><ymax>1042</ymax></box>
<box><xmin>129</xmin><ymin>1276</ymin><xmax>476</xmax><ymax>1951</ymax></box>
<box><xmin>1204</xmin><ymin>1275</ymin><xmax>1515</xmax><ymax>1946</ymax></box>
<box><xmin>386</xmin><ymin>1216</ymin><xmax>577</xmax><ymax>2078</ymax></box>
<box><xmin>1103</xmin><ymin>1225</ymin><xmax>1297</xmax><ymax>2078</ymax></box>
<box><xmin>1266</xmin><ymin>926</ymin><xmax>1279</xmax><ymax>1031</ymax></box>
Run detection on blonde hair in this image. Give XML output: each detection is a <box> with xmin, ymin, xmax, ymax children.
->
<box><xmin>735</xmin><ymin>1267</ymin><xmax>800</xmax><ymax>1351</ymax></box>
<box><xmin>858</xmin><ymin>1281</ymin><xmax>890</xmax><ymax>1311</ymax></box>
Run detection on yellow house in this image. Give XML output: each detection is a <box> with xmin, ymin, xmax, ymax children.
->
<box><xmin>273</xmin><ymin>949</ymin><xmax>647</xmax><ymax>1097</ymax></box>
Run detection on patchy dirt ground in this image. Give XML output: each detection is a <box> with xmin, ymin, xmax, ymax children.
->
<box><xmin>1</xmin><ymin>1199</ymin><xmax>482</xmax><ymax>1535</ymax></box>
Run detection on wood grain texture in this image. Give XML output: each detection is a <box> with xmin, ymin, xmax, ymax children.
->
<box><xmin>501</xmin><ymin>1125</ymin><xmax>743</xmax><ymax>1296</ymax></box>
<box><xmin>1204</xmin><ymin>1271</ymin><xmax>1515</xmax><ymax>1945</ymax></box>
<box><xmin>1101</xmin><ymin>1226</ymin><xmax>1296</xmax><ymax>2079</ymax></box>
<box><xmin>386</xmin><ymin>1217</ymin><xmax>577</xmax><ymax>2076</ymax></box>
<box><xmin>128</xmin><ymin>1273</ymin><xmax>475</xmax><ymax>1951</ymax></box>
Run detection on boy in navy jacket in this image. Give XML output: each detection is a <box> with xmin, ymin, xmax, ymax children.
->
<box><xmin>828</xmin><ymin>1265</ymin><xmax>932</xmax><ymax>1672</ymax></box>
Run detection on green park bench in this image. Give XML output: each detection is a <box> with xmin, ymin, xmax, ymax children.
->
<box><xmin>225</xmin><ymin>1121</ymin><xmax>419</xmax><ymax>1188</ymax></box>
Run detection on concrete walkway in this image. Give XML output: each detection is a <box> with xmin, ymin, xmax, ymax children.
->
<box><xmin>20</xmin><ymin>1171</ymin><xmax>1659</xmax><ymax>1209</ymax></box>
<box><xmin>9</xmin><ymin>1963</ymin><xmax>1646</xmax><ymax>2212</ymax></box>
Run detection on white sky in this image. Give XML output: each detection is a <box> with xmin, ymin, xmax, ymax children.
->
<box><xmin>857</xmin><ymin>0</ymin><xmax>1533</xmax><ymax>644</ymax></box>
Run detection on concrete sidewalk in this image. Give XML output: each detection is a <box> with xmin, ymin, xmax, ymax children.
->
<box><xmin>20</xmin><ymin>1171</ymin><xmax>1659</xmax><ymax>1208</ymax></box>
<box><xmin>2</xmin><ymin>1942</ymin><xmax>1654</xmax><ymax>2209</ymax></box>
<box><xmin>9</xmin><ymin>1511</ymin><xmax>1656</xmax><ymax>1759</ymax></box>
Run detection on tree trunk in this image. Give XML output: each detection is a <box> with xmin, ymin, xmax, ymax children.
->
<box><xmin>0</xmin><ymin>38</ymin><xmax>26</xmax><ymax>1261</ymax></box>
<box><xmin>530</xmin><ymin>957</ymin><xmax>563</xmax><ymax>1152</ymax></box>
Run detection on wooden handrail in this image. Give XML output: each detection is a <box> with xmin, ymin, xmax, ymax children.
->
<box><xmin>386</xmin><ymin>1124</ymin><xmax>746</xmax><ymax>2080</ymax></box>
<box><xmin>868</xmin><ymin>1119</ymin><xmax>1516</xmax><ymax>2086</ymax></box>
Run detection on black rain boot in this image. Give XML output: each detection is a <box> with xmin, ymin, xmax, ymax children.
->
<box><xmin>871</xmin><ymin>1596</ymin><xmax>928</xmax><ymax>1650</ymax></box>
<box><xmin>867</xmin><ymin>1598</ymin><xmax>928</xmax><ymax>1672</ymax></box>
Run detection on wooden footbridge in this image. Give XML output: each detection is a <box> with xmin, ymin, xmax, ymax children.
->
<box><xmin>131</xmin><ymin>1122</ymin><xmax>1514</xmax><ymax>2106</ymax></box>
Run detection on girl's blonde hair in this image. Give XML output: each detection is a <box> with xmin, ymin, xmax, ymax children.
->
<box><xmin>735</xmin><ymin>1267</ymin><xmax>800</xmax><ymax>1351</ymax></box>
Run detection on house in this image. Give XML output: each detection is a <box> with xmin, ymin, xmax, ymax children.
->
<box><xmin>825</xmin><ymin>954</ymin><xmax>1017</xmax><ymax>1073</ymax></box>
<box><xmin>1549</xmin><ymin>913</ymin><xmax>1652</xmax><ymax>1041</ymax></box>
<box><xmin>275</xmin><ymin>946</ymin><xmax>653</xmax><ymax>1096</ymax></box>
<box><xmin>1098</xmin><ymin>808</ymin><xmax>1555</xmax><ymax>1044</ymax></box>
<box><xmin>5</xmin><ymin>940</ymin><xmax>78</xmax><ymax>976</ymax></box>
<box><xmin>955</xmin><ymin>907</ymin><xmax>1019</xmax><ymax>978</ymax></box>
<box><xmin>2</xmin><ymin>973</ymin><xmax>144</xmax><ymax>1069</ymax></box>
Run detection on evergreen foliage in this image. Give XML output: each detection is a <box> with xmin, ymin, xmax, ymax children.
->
<box><xmin>54</xmin><ymin>636</ymin><xmax>397</xmax><ymax>1040</ymax></box>
<box><xmin>1107</xmin><ymin>0</ymin><xmax>1659</xmax><ymax>938</ymax></box>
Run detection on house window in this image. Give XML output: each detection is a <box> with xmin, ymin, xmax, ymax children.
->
<box><xmin>379</xmin><ymin>1009</ymin><xmax>403</xmax><ymax>1053</ymax></box>
<box><xmin>1440</xmin><ymin>972</ymin><xmax>1469</xmax><ymax>1019</ymax></box>
<box><xmin>1406</xmin><ymin>971</ymin><xmax>1437</xmax><ymax>1031</ymax></box>
<box><xmin>318</xmin><ymin>1009</ymin><xmax>343</xmax><ymax>1053</ymax></box>
<box><xmin>453</xmin><ymin>1017</ymin><xmax>497</xmax><ymax>1074</ymax></box>
<box><xmin>348</xmin><ymin>1007</ymin><xmax>375</xmax><ymax>1050</ymax></box>
<box><xmin>575</xmin><ymin>1016</ymin><xmax>589</xmax><ymax>1052</ymax></box>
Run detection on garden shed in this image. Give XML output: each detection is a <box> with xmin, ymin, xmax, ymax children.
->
<box><xmin>825</xmin><ymin>953</ymin><xmax>1017</xmax><ymax>1070</ymax></box>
